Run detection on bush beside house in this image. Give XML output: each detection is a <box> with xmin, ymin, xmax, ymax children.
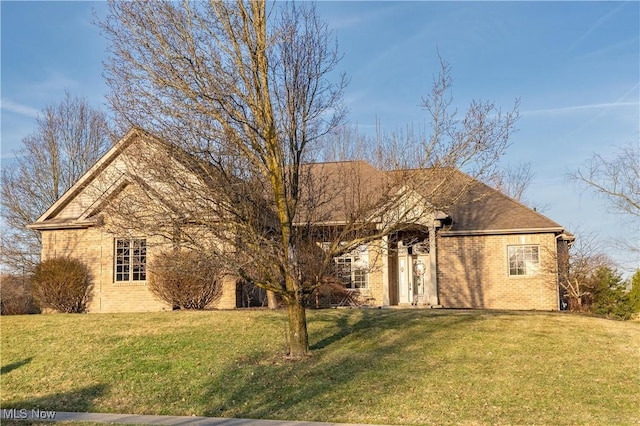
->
<box><xmin>30</xmin><ymin>257</ymin><xmax>93</xmax><ymax>313</ymax></box>
<box><xmin>148</xmin><ymin>250</ymin><xmax>224</xmax><ymax>310</ymax></box>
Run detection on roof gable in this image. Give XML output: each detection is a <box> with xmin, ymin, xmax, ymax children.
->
<box><xmin>29</xmin><ymin>129</ymin><xmax>149</xmax><ymax>230</ymax></box>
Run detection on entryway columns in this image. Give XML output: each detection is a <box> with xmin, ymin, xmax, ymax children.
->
<box><xmin>381</xmin><ymin>235</ymin><xmax>390</xmax><ymax>306</ymax></box>
<box><xmin>428</xmin><ymin>224</ymin><xmax>439</xmax><ymax>305</ymax></box>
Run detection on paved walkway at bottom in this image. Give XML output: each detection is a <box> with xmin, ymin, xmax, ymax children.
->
<box><xmin>0</xmin><ymin>411</ymin><xmax>387</xmax><ymax>426</ymax></box>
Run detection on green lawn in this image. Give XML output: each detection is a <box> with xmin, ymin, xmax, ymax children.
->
<box><xmin>1</xmin><ymin>309</ymin><xmax>639</xmax><ymax>425</ymax></box>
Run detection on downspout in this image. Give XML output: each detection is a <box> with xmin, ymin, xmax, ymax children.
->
<box><xmin>554</xmin><ymin>234</ymin><xmax>562</xmax><ymax>310</ymax></box>
<box><xmin>429</xmin><ymin>213</ymin><xmax>447</xmax><ymax>307</ymax></box>
<box><xmin>555</xmin><ymin>232</ymin><xmax>574</xmax><ymax>310</ymax></box>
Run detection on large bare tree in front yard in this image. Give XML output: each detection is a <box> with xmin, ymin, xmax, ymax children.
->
<box><xmin>101</xmin><ymin>1</ymin><xmax>346</xmax><ymax>357</ymax></box>
<box><xmin>1</xmin><ymin>93</ymin><xmax>113</xmax><ymax>274</ymax></box>
<box><xmin>100</xmin><ymin>1</ymin><xmax>519</xmax><ymax>357</ymax></box>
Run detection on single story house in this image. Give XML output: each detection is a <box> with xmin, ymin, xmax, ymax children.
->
<box><xmin>30</xmin><ymin>129</ymin><xmax>574</xmax><ymax>312</ymax></box>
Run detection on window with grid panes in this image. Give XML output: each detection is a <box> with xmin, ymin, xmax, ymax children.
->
<box><xmin>115</xmin><ymin>239</ymin><xmax>146</xmax><ymax>282</ymax></box>
<box><xmin>334</xmin><ymin>254</ymin><xmax>368</xmax><ymax>289</ymax></box>
<box><xmin>508</xmin><ymin>245</ymin><xmax>539</xmax><ymax>276</ymax></box>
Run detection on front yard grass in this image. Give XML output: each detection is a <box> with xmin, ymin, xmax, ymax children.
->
<box><xmin>1</xmin><ymin>309</ymin><xmax>639</xmax><ymax>425</ymax></box>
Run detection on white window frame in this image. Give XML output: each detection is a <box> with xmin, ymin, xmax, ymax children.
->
<box><xmin>115</xmin><ymin>238</ymin><xmax>147</xmax><ymax>282</ymax></box>
<box><xmin>507</xmin><ymin>244</ymin><xmax>539</xmax><ymax>276</ymax></box>
<box><xmin>334</xmin><ymin>245</ymin><xmax>369</xmax><ymax>290</ymax></box>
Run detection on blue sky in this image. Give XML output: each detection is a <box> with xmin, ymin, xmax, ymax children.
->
<box><xmin>1</xmin><ymin>1</ymin><xmax>639</xmax><ymax>269</ymax></box>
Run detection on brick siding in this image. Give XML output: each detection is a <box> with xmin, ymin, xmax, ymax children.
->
<box><xmin>41</xmin><ymin>228</ymin><xmax>170</xmax><ymax>312</ymax></box>
<box><xmin>436</xmin><ymin>233</ymin><xmax>559</xmax><ymax>310</ymax></box>
<box><xmin>366</xmin><ymin>242</ymin><xmax>384</xmax><ymax>306</ymax></box>
<box><xmin>41</xmin><ymin>226</ymin><xmax>561</xmax><ymax>312</ymax></box>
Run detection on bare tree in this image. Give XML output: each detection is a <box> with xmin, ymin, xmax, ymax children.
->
<box><xmin>100</xmin><ymin>2</ymin><xmax>519</xmax><ymax>357</ymax></box>
<box><xmin>571</xmin><ymin>144</ymin><xmax>640</xmax><ymax>219</ymax></box>
<box><xmin>570</xmin><ymin>143</ymin><xmax>640</xmax><ymax>256</ymax></box>
<box><xmin>101</xmin><ymin>1</ymin><xmax>346</xmax><ymax>357</ymax></box>
<box><xmin>491</xmin><ymin>162</ymin><xmax>533</xmax><ymax>202</ymax></box>
<box><xmin>485</xmin><ymin>161</ymin><xmax>551</xmax><ymax>211</ymax></box>
<box><xmin>314</xmin><ymin>124</ymin><xmax>370</xmax><ymax>164</ymax></box>
<box><xmin>554</xmin><ymin>232</ymin><xmax>612</xmax><ymax>311</ymax></box>
<box><xmin>1</xmin><ymin>92</ymin><xmax>114</xmax><ymax>274</ymax></box>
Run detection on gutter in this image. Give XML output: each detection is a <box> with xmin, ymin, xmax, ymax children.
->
<box><xmin>27</xmin><ymin>220</ymin><xmax>96</xmax><ymax>231</ymax></box>
<box><xmin>439</xmin><ymin>227</ymin><xmax>566</xmax><ymax>237</ymax></box>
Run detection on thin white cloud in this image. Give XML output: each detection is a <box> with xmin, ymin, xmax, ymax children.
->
<box><xmin>325</xmin><ymin>5</ymin><xmax>397</xmax><ymax>31</ymax></box>
<box><xmin>618</xmin><ymin>82</ymin><xmax>640</xmax><ymax>103</ymax></box>
<box><xmin>30</xmin><ymin>71</ymin><xmax>80</xmax><ymax>93</ymax></box>
<box><xmin>580</xmin><ymin>35</ymin><xmax>639</xmax><ymax>59</ymax></box>
<box><xmin>344</xmin><ymin>89</ymin><xmax>369</xmax><ymax>106</ymax></box>
<box><xmin>523</xmin><ymin>101</ymin><xmax>639</xmax><ymax>116</ymax></box>
<box><xmin>1</xmin><ymin>98</ymin><xmax>39</xmax><ymax>118</ymax></box>
<box><xmin>569</xmin><ymin>2</ymin><xmax>626</xmax><ymax>51</ymax></box>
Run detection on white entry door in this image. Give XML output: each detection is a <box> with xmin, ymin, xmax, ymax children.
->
<box><xmin>398</xmin><ymin>253</ymin><xmax>430</xmax><ymax>305</ymax></box>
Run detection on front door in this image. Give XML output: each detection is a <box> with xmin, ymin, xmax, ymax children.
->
<box><xmin>398</xmin><ymin>253</ymin><xmax>430</xmax><ymax>305</ymax></box>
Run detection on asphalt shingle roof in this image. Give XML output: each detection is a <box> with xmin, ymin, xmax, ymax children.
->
<box><xmin>303</xmin><ymin>161</ymin><xmax>568</xmax><ymax>234</ymax></box>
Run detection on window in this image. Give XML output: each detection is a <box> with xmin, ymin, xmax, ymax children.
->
<box><xmin>115</xmin><ymin>239</ymin><xmax>146</xmax><ymax>282</ymax></box>
<box><xmin>508</xmin><ymin>245</ymin><xmax>539</xmax><ymax>276</ymax></box>
<box><xmin>334</xmin><ymin>246</ymin><xmax>369</xmax><ymax>289</ymax></box>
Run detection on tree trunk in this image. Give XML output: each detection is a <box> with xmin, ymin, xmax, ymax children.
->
<box><xmin>286</xmin><ymin>297</ymin><xmax>309</xmax><ymax>358</ymax></box>
<box><xmin>267</xmin><ymin>290</ymin><xmax>278</xmax><ymax>309</ymax></box>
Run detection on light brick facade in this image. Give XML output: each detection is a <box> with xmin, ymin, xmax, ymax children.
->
<box><xmin>366</xmin><ymin>243</ymin><xmax>385</xmax><ymax>306</ymax></box>
<box><xmin>436</xmin><ymin>232</ymin><xmax>559</xmax><ymax>310</ymax></box>
<box><xmin>32</xmin><ymin>129</ymin><xmax>573</xmax><ymax>314</ymax></box>
<box><xmin>41</xmin><ymin>228</ymin><xmax>169</xmax><ymax>312</ymax></box>
<box><xmin>39</xmin><ymin>226</ymin><xmax>562</xmax><ymax>313</ymax></box>
<box><xmin>40</xmin><ymin>227</ymin><xmax>238</xmax><ymax>312</ymax></box>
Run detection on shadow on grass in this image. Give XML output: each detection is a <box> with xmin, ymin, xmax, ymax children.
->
<box><xmin>1</xmin><ymin>358</ymin><xmax>34</xmax><ymax>375</ymax></box>
<box><xmin>309</xmin><ymin>310</ymin><xmax>356</xmax><ymax>350</ymax></box>
<box><xmin>202</xmin><ymin>309</ymin><xmax>480</xmax><ymax>422</ymax></box>
<box><xmin>2</xmin><ymin>384</ymin><xmax>109</xmax><ymax>412</ymax></box>
<box><xmin>311</xmin><ymin>308</ymin><xmax>485</xmax><ymax>350</ymax></box>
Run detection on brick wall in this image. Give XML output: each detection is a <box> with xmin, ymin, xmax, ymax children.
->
<box><xmin>436</xmin><ymin>233</ymin><xmax>559</xmax><ymax>310</ymax></box>
<box><xmin>41</xmin><ymin>226</ymin><xmax>243</xmax><ymax>313</ymax></box>
<box><xmin>367</xmin><ymin>242</ymin><xmax>384</xmax><ymax>306</ymax></box>
<box><xmin>213</xmin><ymin>275</ymin><xmax>238</xmax><ymax>309</ymax></box>
<box><xmin>41</xmin><ymin>228</ymin><xmax>171</xmax><ymax>312</ymax></box>
<box><xmin>41</xmin><ymin>226</ymin><xmax>560</xmax><ymax>312</ymax></box>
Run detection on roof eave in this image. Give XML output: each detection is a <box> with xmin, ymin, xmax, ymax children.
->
<box><xmin>439</xmin><ymin>227</ymin><xmax>566</xmax><ymax>237</ymax></box>
<box><xmin>27</xmin><ymin>220</ymin><xmax>97</xmax><ymax>231</ymax></box>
